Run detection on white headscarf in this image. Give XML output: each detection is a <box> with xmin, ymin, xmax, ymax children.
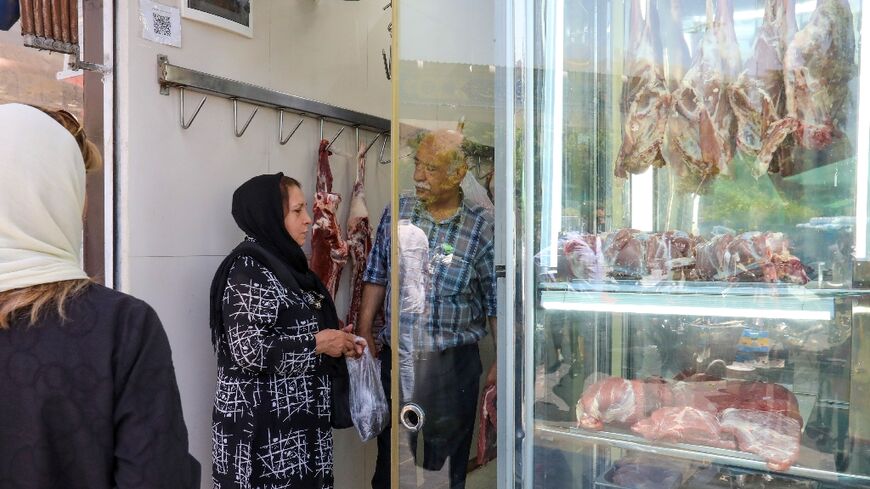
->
<box><xmin>0</xmin><ymin>103</ymin><xmax>89</xmax><ymax>293</ymax></box>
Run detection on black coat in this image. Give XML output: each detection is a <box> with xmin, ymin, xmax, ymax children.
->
<box><xmin>0</xmin><ymin>284</ymin><xmax>200</xmax><ymax>489</ymax></box>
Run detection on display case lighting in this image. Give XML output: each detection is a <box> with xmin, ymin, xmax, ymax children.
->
<box><xmin>855</xmin><ymin>4</ymin><xmax>870</xmax><ymax>259</ymax></box>
<box><xmin>541</xmin><ymin>300</ymin><xmax>832</xmax><ymax>321</ymax></box>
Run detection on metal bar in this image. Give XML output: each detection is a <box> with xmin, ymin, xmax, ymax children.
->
<box><xmin>536</xmin><ymin>425</ymin><xmax>857</xmax><ymax>484</ymax></box>
<box><xmin>158</xmin><ymin>55</ymin><xmax>390</xmax><ymax>133</ymax></box>
<box><xmin>179</xmin><ymin>87</ymin><xmax>207</xmax><ymax>130</ymax></box>
<box><xmin>362</xmin><ymin>132</ymin><xmax>382</xmax><ymax>156</ymax></box>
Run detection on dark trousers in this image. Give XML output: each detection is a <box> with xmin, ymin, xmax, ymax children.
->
<box><xmin>372</xmin><ymin>343</ymin><xmax>482</xmax><ymax>489</ymax></box>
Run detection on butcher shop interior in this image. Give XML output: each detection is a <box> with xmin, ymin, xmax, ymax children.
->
<box><xmin>2</xmin><ymin>0</ymin><xmax>870</xmax><ymax>488</ymax></box>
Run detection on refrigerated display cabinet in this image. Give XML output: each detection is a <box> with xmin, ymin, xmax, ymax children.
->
<box><xmin>392</xmin><ymin>0</ymin><xmax>870</xmax><ymax>488</ymax></box>
<box><xmin>503</xmin><ymin>0</ymin><xmax>870</xmax><ymax>488</ymax></box>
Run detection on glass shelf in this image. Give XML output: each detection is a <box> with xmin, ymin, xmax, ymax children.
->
<box><xmin>534</xmin><ymin>423</ymin><xmax>869</xmax><ymax>485</ymax></box>
<box><xmin>539</xmin><ymin>281</ymin><xmax>865</xmax><ymax>321</ymax></box>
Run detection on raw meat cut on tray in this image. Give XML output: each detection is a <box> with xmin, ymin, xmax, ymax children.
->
<box><xmin>729</xmin><ymin>0</ymin><xmax>797</xmax><ymax>177</ymax></box>
<box><xmin>631</xmin><ymin>406</ymin><xmax>737</xmax><ymax>449</ymax></box>
<box><xmin>346</xmin><ymin>142</ymin><xmax>373</xmax><ymax>329</ymax></box>
<box><xmin>720</xmin><ymin>408</ymin><xmax>801</xmax><ymax>471</ymax></box>
<box><xmin>667</xmin><ymin>0</ymin><xmax>741</xmax><ymax>192</ymax></box>
<box><xmin>310</xmin><ymin>139</ymin><xmax>349</xmax><ymax>299</ymax></box>
<box><xmin>779</xmin><ymin>0</ymin><xmax>855</xmax><ymax>153</ymax></box>
<box><xmin>613</xmin><ymin>0</ymin><xmax>670</xmax><ymax>178</ymax></box>
<box><xmin>576</xmin><ymin>377</ymin><xmax>671</xmax><ymax>430</ymax></box>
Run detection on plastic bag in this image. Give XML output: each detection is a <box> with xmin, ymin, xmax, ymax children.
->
<box><xmin>346</xmin><ymin>346</ymin><xmax>389</xmax><ymax>442</ymax></box>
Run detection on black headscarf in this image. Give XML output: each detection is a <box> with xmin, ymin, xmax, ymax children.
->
<box><xmin>209</xmin><ymin>172</ymin><xmax>339</xmax><ymax>350</ymax></box>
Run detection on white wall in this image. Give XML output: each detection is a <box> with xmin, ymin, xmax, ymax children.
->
<box><xmin>116</xmin><ymin>1</ymin><xmax>392</xmax><ymax>487</ymax></box>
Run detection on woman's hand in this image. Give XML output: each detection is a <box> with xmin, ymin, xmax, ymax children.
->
<box><xmin>315</xmin><ymin>327</ymin><xmax>365</xmax><ymax>358</ymax></box>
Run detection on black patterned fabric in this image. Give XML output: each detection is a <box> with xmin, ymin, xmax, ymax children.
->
<box><xmin>212</xmin><ymin>254</ymin><xmax>335</xmax><ymax>489</ymax></box>
<box><xmin>0</xmin><ymin>284</ymin><xmax>200</xmax><ymax>489</ymax></box>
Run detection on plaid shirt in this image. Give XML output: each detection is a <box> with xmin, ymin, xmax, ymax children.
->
<box><xmin>363</xmin><ymin>195</ymin><xmax>497</xmax><ymax>351</ymax></box>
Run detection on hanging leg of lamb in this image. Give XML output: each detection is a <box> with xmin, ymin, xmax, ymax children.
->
<box><xmin>720</xmin><ymin>408</ymin><xmax>801</xmax><ymax>471</ymax></box>
<box><xmin>310</xmin><ymin>139</ymin><xmax>349</xmax><ymax>299</ymax></box>
<box><xmin>729</xmin><ymin>0</ymin><xmax>797</xmax><ymax>177</ymax></box>
<box><xmin>613</xmin><ymin>0</ymin><xmax>670</xmax><ymax>178</ymax></box>
<box><xmin>346</xmin><ymin>142</ymin><xmax>373</xmax><ymax>329</ymax></box>
<box><xmin>668</xmin><ymin>0</ymin><xmax>741</xmax><ymax>192</ymax></box>
<box><xmin>778</xmin><ymin>0</ymin><xmax>855</xmax><ymax>153</ymax></box>
<box><xmin>576</xmin><ymin>377</ymin><xmax>671</xmax><ymax>430</ymax></box>
<box><xmin>632</xmin><ymin>406</ymin><xmax>738</xmax><ymax>449</ymax></box>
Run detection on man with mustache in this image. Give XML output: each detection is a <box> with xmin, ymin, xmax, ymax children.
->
<box><xmin>357</xmin><ymin>129</ymin><xmax>497</xmax><ymax>489</ymax></box>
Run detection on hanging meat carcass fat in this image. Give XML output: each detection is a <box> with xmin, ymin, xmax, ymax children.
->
<box><xmin>613</xmin><ymin>0</ymin><xmax>671</xmax><ymax>178</ymax></box>
<box><xmin>346</xmin><ymin>142</ymin><xmax>373</xmax><ymax>329</ymax></box>
<box><xmin>729</xmin><ymin>0</ymin><xmax>797</xmax><ymax>177</ymax></box>
<box><xmin>667</xmin><ymin>0</ymin><xmax>741</xmax><ymax>191</ymax></box>
<box><xmin>775</xmin><ymin>0</ymin><xmax>855</xmax><ymax>155</ymax></box>
<box><xmin>310</xmin><ymin>139</ymin><xmax>349</xmax><ymax>299</ymax></box>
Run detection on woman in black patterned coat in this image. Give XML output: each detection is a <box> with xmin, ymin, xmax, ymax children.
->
<box><xmin>209</xmin><ymin>173</ymin><xmax>363</xmax><ymax>489</ymax></box>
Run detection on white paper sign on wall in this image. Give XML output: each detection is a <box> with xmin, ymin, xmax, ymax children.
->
<box><xmin>139</xmin><ymin>0</ymin><xmax>182</xmax><ymax>48</ymax></box>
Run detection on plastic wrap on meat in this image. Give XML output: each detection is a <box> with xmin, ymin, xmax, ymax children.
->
<box><xmin>778</xmin><ymin>0</ymin><xmax>855</xmax><ymax>154</ymax></box>
<box><xmin>604</xmin><ymin>229</ymin><xmax>649</xmax><ymax>279</ymax></box>
<box><xmin>645</xmin><ymin>230</ymin><xmax>695</xmax><ymax>279</ymax></box>
<box><xmin>667</xmin><ymin>0</ymin><xmax>741</xmax><ymax>192</ymax></box>
<box><xmin>703</xmin><ymin>381</ymin><xmax>803</xmax><ymax>425</ymax></box>
<box><xmin>632</xmin><ymin>406</ymin><xmax>737</xmax><ymax>449</ymax></box>
<box><xmin>729</xmin><ymin>0</ymin><xmax>797</xmax><ymax>177</ymax></box>
<box><xmin>660</xmin><ymin>0</ymin><xmax>693</xmax><ymax>171</ymax></box>
<box><xmin>670</xmin><ymin>381</ymin><xmax>719</xmax><ymax>412</ymax></box>
<box><xmin>563</xmin><ymin>234</ymin><xmax>604</xmax><ymax>281</ymax></box>
<box><xmin>576</xmin><ymin>377</ymin><xmax>671</xmax><ymax>430</ymax></box>
<box><xmin>614</xmin><ymin>0</ymin><xmax>670</xmax><ymax>177</ymax></box>
<box><xmin>692</xmin><ymin>231</ymin><xmax>734</xmax><ymax>281</ymax></box>
<box><xmin>720</xmin><ymin>408</ymin><xmax>801</xmax><ymax>471</ymax></box>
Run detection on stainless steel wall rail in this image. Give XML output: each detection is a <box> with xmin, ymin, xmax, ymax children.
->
<box><xmin>157</xmin><ymin>54</ymin><xmax>391</xmax><ymax>136</ymax></box>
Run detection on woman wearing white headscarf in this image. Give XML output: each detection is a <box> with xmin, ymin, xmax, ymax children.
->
<box><xmin>0</xmin><ymin>103</ymin><xmax>200</xmax><ymax>489</ymax></box>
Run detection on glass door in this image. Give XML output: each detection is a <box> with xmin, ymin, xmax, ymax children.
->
<box><xmin>512</xmin><ymin>0</ymin><xmax>870</xmax><ymax>488</ymax></box>
<box><xmin>391</xmin><ymin>1</ymin><xmax>502</xmax><ymax>488</ymax></box>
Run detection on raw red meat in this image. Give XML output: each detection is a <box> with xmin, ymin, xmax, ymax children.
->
<box><xmin>720</xmin><ymin>408</ymin><xmax>801</xmax><ymax>471</ymax></box>
<box><xmin>730</xmin><ymin>0</ymin><xmax>797</xmax><ymax>177</ymax></box>
<box><xmin>692</xmin><ymin>232</ymin><xmax>734</xmax><ymax>281</ymax></box>
<box><xmin>576</xmin><ymin>377</ymin><xmax>671</xmax><ymax>430</ymax></box>
<box><xmin>614</xmin><ymin>0</ymin><xmax>670</xmax><ymax>178</ymax></box>
<box><xmin>603</xmin><ymin>229</ymin><xmax>649</xmax><ymax>279</ymax></box>
<box><xmin>780</xmin><ymin>0</ymin><xmax>855</xmax><ymax>152</ymax></box>
<box><xmin>631</xmin><ymin>406</ymin><xmax>737</xmax><ymax>449</ymax></box>
<box><xmin>346</xmin><ymin>142</ymin><xmax>373</xmax><ymax>329</ymax></box>
<box><xmin>645</xmin><ymin>230</ymin><xmax>695</xmax><ymax>279</ymax></box>
<box><xmin>563</xmin><ymin>234</ymin><xmax>604</xmax><ymax>281</ymax></box>
<box><xmin>310</xmin><ymin>139</ymin><xmax>349</xmax><ymax>299</ymax></box>
<box><xmin>695</xmin><ymin>381</ymin><xmax>803</xmax><ymax>426</ymax></box>
<box><xmin>667</xmin><ymin>0</ymin><xmax>741</xmax><ymax>192</ymax></box>
<box><xmin>476</xmin><ymin>384</ymin><xmax>497</xmax><ymax>466</ymax></box>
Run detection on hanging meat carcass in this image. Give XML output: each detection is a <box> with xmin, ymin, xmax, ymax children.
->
<box><xmin>780</xmin><ymin>0</ymin><xmax>855</xmax><ymax>154</ymax></box>
<box><xmin>729</xmin><ymin>0</ymin><xmax>797</xmax><ymax>177</ymax></box>
<box><xmin>667</xmin><ymin>0</ymin><xmax>741</xmax><ymax>192</ymax></box>
<box><xmin>660</xmin><ymin>0</ymin><xmax>692</xmax><ymax>172</ymax></box>
<box><xmin>614</xmin><ymin>0</ymin><xmax>671</xmax><ymax>178</ymax></box>
<box><xmin>346</xmin><ymin>142</ymin><xmax>373</xmax><ymax>329</ymax></box>
<box><xmin>310</xmin><ymin>139</ymin><xmax>349</xmax><ymax>299</ymax></box>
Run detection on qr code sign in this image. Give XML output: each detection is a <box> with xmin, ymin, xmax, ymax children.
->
<box><xmin>141</xmin><ymin>0</ymin><xmax>181</xmax><ymax>47</ymax></box>
<box><xmin>153</xmin><ymin>12</ymin><xmax>172</xmax><ymax>37</ymax></box>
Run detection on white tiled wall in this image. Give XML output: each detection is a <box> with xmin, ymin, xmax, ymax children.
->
<box><xmin>116</xmin><ymin>1</ymin><xmax>391</xmax><ymax>487</ymax></box>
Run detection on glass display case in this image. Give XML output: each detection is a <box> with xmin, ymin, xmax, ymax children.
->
<box><xmin>391</xmin><ymin>0</ymin><xmax>870</xmax><ymax>488</ymax></box>
<box><xmin>506</xmin><ymin>0</ymin><xmax>870</xmax><ymax>488</ymax></box>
